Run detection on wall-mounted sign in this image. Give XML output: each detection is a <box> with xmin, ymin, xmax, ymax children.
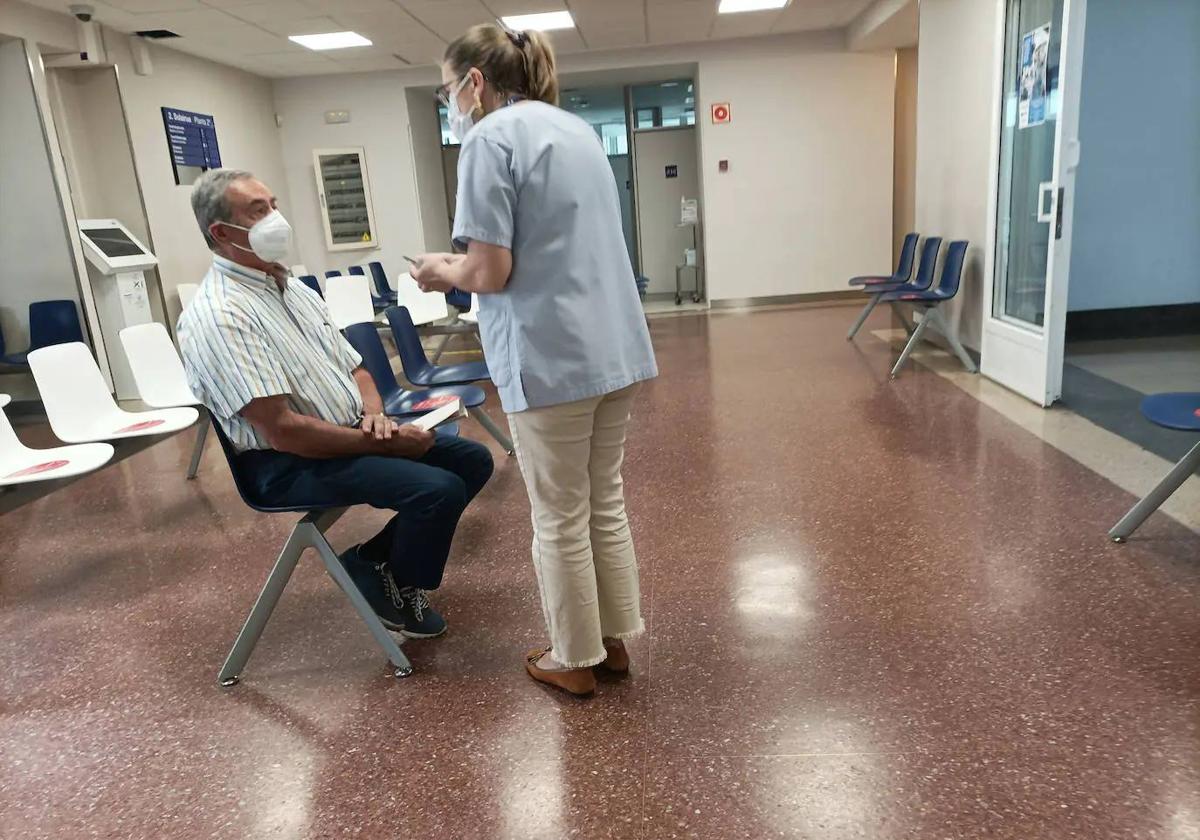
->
<box><xmin>1017</xmin><ymin>23</ymin><xmax>1050</xmax><ymax>129</ymax></box>
<box><xmin>665</xmin><ymin>164</ymin><xmax>678</xmax><ymax>178</ymax></box>
<box><xmin>711</xmin><ymin>102</ymin><xmax>731</xmax><ymax>124</ymax></box>
<box><xmin>161</xmin><ymin>107</ymin><xmax>221</xmax><ymax>185</ymax></box>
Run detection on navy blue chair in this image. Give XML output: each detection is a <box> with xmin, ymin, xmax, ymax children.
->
<box><xmin>342</xmin><ymin>322</ymin><xmax>489</xmax><ymax>418</ymax></box>
<box><xmin>368</xmin><ymin>262</ymin><xmax>398</xmax><ymax>307</ymax></box>
<box><xmin>1110</xmin><ymin>393</ymin><xmax>1200</xmax><ymax>543</ymax></box>
<box><xmin>877</xmin><ymin>240</ymin><xmax>976</xmax><ymax>379</ymax></box>
<box><xmin>0</xmin><ymin>300</ymin><xmax>84</xmax><ymax>366</ymax></box>
<box><xmin>849</xmin><ymin>232</ymin><xmax>919</xmax><ymax>287</ymax></box>
<box><xmin>348</xmin><ymin>265</ymin><xmax>365</xmax><ymax>275</ymax></box>
<box><xmin>385</xmin><ymin>306</ymin><xmax>513</xmax><ymax>454</ymax></box>
<box><xmin>847</xmin><ymin>237</ymin><xmax>940</xmax><ymax>341</ymax></box>
<box><xmin>297</xmin><ymin>275</ymin><xmax>323</xmax><ymax>298</ymax></box>
<box><xmin>325</xmin><ymin>270</ymin><xmax>342</xmax><ymax>279</ymax></box>
<box><xmin>445</xmin><ymin>289</ymin><xmax>471</xmax><ymax>312</ymax></box>
<box><xmin>207</xmin><ymin>415</ymin><xmax>415</xmax><ymax>686</ymax></box>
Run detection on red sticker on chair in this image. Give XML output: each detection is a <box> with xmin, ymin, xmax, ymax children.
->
<box><xmin>5</xmin><ymin>459</ymin><xmax>68</xmax><ymax>479</ymax></box>
<box><xmin>901</xmin><ymin>294</ymin><xmax>920</xmax><ymax>300</ymax></box>
<box><xmin>114</xmin><ymin>419</ymin><xmax>166</xmax><ymax>434</ymax></box>
<box><xmin>1194</xmin><ymin>409</ymin><xmax>1200</xmax><ymax>418</ymax></box>
<box><xmin>409</xmin><ymin>395</ymin><xmax>459</xmax><ymax>411</ymax></box>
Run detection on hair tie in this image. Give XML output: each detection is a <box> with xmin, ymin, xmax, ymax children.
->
<box><xmin>497</xmin><ymin>19</ymin><xmax>528</xmax><ymax>48</ymax></box>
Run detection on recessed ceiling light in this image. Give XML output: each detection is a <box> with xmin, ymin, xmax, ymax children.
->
<box><xmin>289</xmin><ymin>31</ymin><xmax>372</xmax><ymax>50</ymax></box>
<box><xmin>718</xmin><ymin>0</ymin><xmax>789</xmax><ymax>13</ymax></box>
<box><xmin>661</xmin><ymin>81</ymin><xmax>679</xmax><ymax>88</ymax></box>
<box><xmin>500</xmin><ymin>11</ymin><xmax>575</xmax><ymax>31</ymax></box>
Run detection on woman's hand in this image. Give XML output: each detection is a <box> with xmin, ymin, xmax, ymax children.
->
<box><xmin>411</xmin><ymin>253</ymin><xmax>457</xmax><ymax>293</ymax></box>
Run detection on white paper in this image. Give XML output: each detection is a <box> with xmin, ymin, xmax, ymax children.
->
<box><xmin>680</xmin><ymin>198</ymin><xmax>699</xmax><ymax>225</ymax></box>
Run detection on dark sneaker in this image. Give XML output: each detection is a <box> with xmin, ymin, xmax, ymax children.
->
<box><xmin>395</xmin><ymin>587</ymin><xmax>447</xmax><ymax>639</ymax></box>
<box><xmin>337</xmin><ymin>545</ymin><xmax>406</xmax><ymax>632</ymax></box>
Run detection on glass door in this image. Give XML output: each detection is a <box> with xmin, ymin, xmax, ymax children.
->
<box><xmin>981</xmin><ymin>0</ymin><xmax>1087</xmax><ymax>406</ymax></box>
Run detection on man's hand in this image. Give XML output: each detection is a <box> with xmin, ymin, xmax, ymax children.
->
<box><xmin>382</xmin><ymin>424</ymin><xmax>435</xmax><ymax>458</ymax></box>
<box><xmin>360</xmin><ymin>412</ymin><xmax>396</xmax><ymax>440</ymax></box>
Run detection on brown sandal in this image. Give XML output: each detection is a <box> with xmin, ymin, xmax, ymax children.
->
<box><xmin>525</xmin><ymin>648</ymin><xmax>597</xmax><ymax>696</ymax></box>
<box><xmin>595</xmin><ymin>639</ymin><xmax>630</xmax><ymax>676</ymax></box>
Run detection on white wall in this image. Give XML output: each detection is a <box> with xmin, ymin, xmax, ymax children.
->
<box><xmin>1066</xmin><ymin>0</ymin><xmax>1200</xmax><ymax>312</ymax></box>
<box><xmin>0</xmin><ymin>37</ymin><xmax>82</xmax><ymax>358</ymax></box>
<box><xmin>914</xmin><ymin>0</ymin><xmax>1002</xmax><ymax>351</ymax></box>
<box><xmin>274</xmin><ymin>69</ymin><xmax>434</xmax><ymax>284</ymax></box>
<box><xmin>104</xmin><ymin>31</ymin><xmax>291</xmax><ymax>324</ymax></box>
<box><xmin>893</xmin><ymin>47</ymin><xmax>918</xmax><ymax>264</ymax></box>
<box><xmin>272</xmin><ymin>31</ymin><xmax>896</xmax><ymax>302</ymax></box>
<box><xmin>406</xmin><ymin>86</ymin><xmax>453</xmax><ymax>255</ymax></box>
<box><xmin>0</xmin><ymin>0</ymin><xmax>75</xmax><ymax>52</ymax></box>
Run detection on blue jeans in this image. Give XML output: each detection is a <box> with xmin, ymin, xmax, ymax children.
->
<box><xmin>238</xmin><ymin>434</ymin><xmax>494</xmax><ymax>590</ymax></box>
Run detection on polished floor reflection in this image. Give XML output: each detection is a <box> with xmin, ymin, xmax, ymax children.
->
<box><xmin>2</xmin><ymin>306</ymin><xmax>1198</xmax><ymax>839</ymax></box>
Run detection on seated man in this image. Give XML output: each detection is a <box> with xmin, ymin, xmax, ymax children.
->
<box><xmin>178</xmin><ymin>168</ymin><xmax>493</xmax><ymax>638</ymax></box>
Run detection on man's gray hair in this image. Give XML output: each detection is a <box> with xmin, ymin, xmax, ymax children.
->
<box><xmin>191</xmin><ymin>168</ymin><xmax>254</xmax><ymax>250</ymax></box>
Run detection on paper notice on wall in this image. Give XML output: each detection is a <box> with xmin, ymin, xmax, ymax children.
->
<box><xmin>680</xmin><ymin>198</ymin><xmax>699</xmax><ymax>225</ymax></box>
<box><xmin>1018</xmin><ymin>23</ymin><xmax>1051</xmax><ymax>129</ymax></box>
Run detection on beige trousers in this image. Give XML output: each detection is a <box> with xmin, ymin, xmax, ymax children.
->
<box><xmin>508</xmin><ymin>384</ymin><xmax>645</xmax><ymax>668</ymax></box>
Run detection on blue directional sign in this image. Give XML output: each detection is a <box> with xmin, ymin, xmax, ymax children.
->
<box><xmin>161</xmin><ymin>107</ymin><xmax>221</xmax><ymax>183</ymax></box>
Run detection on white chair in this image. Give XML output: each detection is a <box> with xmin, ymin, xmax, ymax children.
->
<box><xmin>119</xmin><ymin>323</ymin><xmax>208</xmax><ymax>479</ymax></box>
<box><xmin>395</xmin><ymin>273</ymin><xmax>450</xmax><ymax>326</ymax></box>
<box><xmin>0</xmin><ymin>394</ymin><xmax>114</xmax><ymax>487</ymax></box>
<box><xmin>324</xmin><ymin>274</ymin><xmax>376</xmax><ymax>329</ymax></box>
<box><xmin>28</xmin><ymin>342</ymin><xmax>198</xmax><ymax>443</ymax></box>
<box><xmin>290</xmin><ymin>264</ymin><xmax>310</xmax><ymax>277</ymax></box>
<box><xmin>177</xmin><ymin>283</ymin><xmax>200</xmax><ymax>312</ymax></box>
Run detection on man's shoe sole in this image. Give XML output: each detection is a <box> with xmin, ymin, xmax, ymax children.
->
<box><xmin>400</xmin><ymin>624</ymin><xmax>447</xmax><ymax>639</ymax></box>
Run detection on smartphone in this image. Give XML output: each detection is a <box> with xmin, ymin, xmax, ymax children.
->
<box><xmin>401</xmin><ymin>254</ymin><xmax>421</xmax><ymax>266</ymax></box>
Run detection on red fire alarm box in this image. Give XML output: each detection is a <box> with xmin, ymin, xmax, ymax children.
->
<box><xmin>711</xmin><ymin>102</ymin><xmax>731</xmax><ymax>124</ymax></box>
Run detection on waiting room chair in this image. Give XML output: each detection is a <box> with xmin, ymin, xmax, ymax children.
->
<box><xmin>459</xmin><ymin>294</ymin><xmax>479</xmax><ymax>325</ymax></box>
<box><xmin>348</xmin><ymin>265</ymin><xmax>366</xmax><ymax>275</ymax></box>
<box><xmin>207</xmin><ymin>415</ymin><xmax>415</xmax><ymax>686</ymax></box>
<box><xmin>0</xmin><ymin>300</ymin><xmax>85</xmax><ymax>366</ymax></box>
<box><xmin>297</xmin><ymin>275</ymin><xmax>323</xmax><ymax>298</ymax></box>
<box><xmin>0</xmin><ymin>393</ymin><xmax>113</xmax><ymax>487</ymax></box>
<box><xmin>1109</xmin><ymin>393</ymin><xmax>1200</xmax><ymax>543</ymax></box>
<box><xmin>368</xmin><ymin>262</ymin><xmax>398</xmax><ymax>308</ymax></box>
<box><xmin>119</xmin><ymin>323</ymin><xmax>209</xmax><ymax>479</ymax></box>
<box><xmin>177</xmin><ymin>283</ymin><xmax>200</xmax><ymax>313</ymax></box>
<box><xmin>878</xmin><ymin>240</ymin><xmax>976</xmax><ymax>379</ymax></box>
<box><xmin>847</xmin><ymin>236</ymin><xmax>937</xmax><ymax>341</ymax></box>
<box><xmin>0</xmin><ymin>329</ymin><xmax>29</xmax><ymax>368</ymax></box>
<box><xmin>430</xmin><ymin>289</ymin><xmax>481</xmax><ymax>364</ymax></box>
<box><xmin>28</xmin><ymin>342</ymin><xmax>198</xmax><ymax>443</ymax></box>
<box><xmin>325</xmin><ymin>269</ymin><xmax>342</xmax><ymax>279</ymax></box>
<box><xmin>396</xmin><ymin>273</ymin><xmax>451</xmax><ymax>326</ymax></box>
<box><xmin>385</xmin><ymin>306</ymin><xmax>513</xmax><ymax>454</ymax></box>
<box><xmin>324</xmin><ymin>275</ymin><xmax>377</xmax><ymax>330</ymax></box>
<box><xmin>290</xmin><ymin>264</ymin><xmax>310</xmax><ymax>278</ymax></box>
<box><xmin>342</xmin><ymin>322</ymin><xmax>490</xmax><ymax>419</ymax></box>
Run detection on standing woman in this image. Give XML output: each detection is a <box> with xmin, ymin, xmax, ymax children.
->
<box><xmin>412</xmin><ymin>22</ymin><xmax>658</xmax><ymax>697</ymax></box>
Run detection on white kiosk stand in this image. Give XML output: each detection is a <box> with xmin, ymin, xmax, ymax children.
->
<box><xmin>77</xmin><ymin>220</ymin><xmax>157</xmax><ymax>400</ymax></box>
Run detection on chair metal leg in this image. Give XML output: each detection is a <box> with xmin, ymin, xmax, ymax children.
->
<box><xmin>186</xmin><ymin>420</ymin><xmax>209</xmax><ymax>480</ymax></box>
<box><xmin>889</xmin><ymin>301</ymin><xmax>916</xmax><ymax>335</ymax></box>
<box><xmin>890</xmin><ymin>311</ymin><xmax>931</xmax><ymax>379</ymax></box>
<box><xmin>927</xmin><ymin>308</ymin><xmax>978</xmax><ymax>373</ymax></box>
<box><xmin>311</xmin><ymin>530</ymin><xmax>413</xmax><ymax>678</ymax></box>
<box><xmin>846</xmin><ymin>295</ymin><xmax>881</xmax><ymax>341</ymax></box>
<box><xmin>430</xmin><ymin>332</ymin><xmax>454</xmax><ymax>364</ymax></box>
<box><xmin>218</xmin><ymin>509</ymin><xmax>413</xmax><ymax>686</ymax></box>
<box><xmin>218</xmin><ymin>523</ymin><xmax>309</xmax><ymax>686</ymax></box>
<box><xmin>469</xmin><ymin>406</ymin><xmax>515</xmax><ymax>455</ymax></box>
<box><xmin>1109</xmin><ymin>440</ymin><xmax>1200</xmax><ymax>543</ymax></box>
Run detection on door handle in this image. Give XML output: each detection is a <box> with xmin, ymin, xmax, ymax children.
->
<box><xmin>1037</xmin><ymin>182</ymin><xmax>1055</xmax><ymax>223</ymax></box>
<box><xmin>1055</xmin><ymin>187</ymin><xmax>1065</xmax><ymax>240</ymax></box>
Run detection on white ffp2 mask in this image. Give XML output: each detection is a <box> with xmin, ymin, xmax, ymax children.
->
<box><xmin>222</xmin><ymin>209</ymin><xmax>293</xmax><ymax>263</ymax></box>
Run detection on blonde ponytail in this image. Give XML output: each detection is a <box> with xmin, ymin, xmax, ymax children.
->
<box><xmin>445</xmin><ymin>23</ymin><xmax>560</xmax><ymax>106</ymax></box>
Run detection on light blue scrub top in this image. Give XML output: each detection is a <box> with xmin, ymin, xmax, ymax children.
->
<box><xmin>452</xmin><ymin>101</ymin><xmax>658</xmax><ymax>414</ymax></box>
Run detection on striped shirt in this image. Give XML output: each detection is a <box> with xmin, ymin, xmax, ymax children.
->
<box><xmin>177</xmin><ymin>256</ymin><xmax>364</xmax><ymax>452</ymax></box>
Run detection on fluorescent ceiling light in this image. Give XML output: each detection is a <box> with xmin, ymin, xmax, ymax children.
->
<box><xmin>500</xmin><ymin>11</ymin><xmax>575</xmax><ymax>31</ymax></box>
<box><xmin>289</xmin><ymin>31</ymin><xmax>372</xmax><ymax>50</ymax></box>
<box><xmin>718</xmin><ymin>0</ymin><xmax>789</xmax><ymax>12</ymax></box>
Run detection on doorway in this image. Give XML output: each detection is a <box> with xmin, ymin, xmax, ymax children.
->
<box><xmin>980</xmin><ymin>0</ymin><xmax>1086</xmax><ymax>406</ymax></box>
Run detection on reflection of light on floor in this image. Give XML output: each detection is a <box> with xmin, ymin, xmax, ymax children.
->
<box><xmin>248</xmin><ymin>735</ymin><xmax>316</xmax><ymax>840</ymax></box>
<box><xmin>499</xmin><ymin>705</ymin><xmax>563</xmax><ymax>837</ymax></box>
<box><xmin>981</xmin><ymin>548</ymin><xmax>1038</xmax><ymax>613</ymax></box>
<box><xmin>762</xmin><ymin>719</ymin><xmax>885</xmax><ymax>837</ymax></box>
<box><xmin>1166</xmin><ymin>779</ymin><xmax>1200</xmax><ymax>840</ymax></box>
<box><xmin>734</xmin><ymin>553</ymin><xmax>813</xmax><ymax>634</ymax></box>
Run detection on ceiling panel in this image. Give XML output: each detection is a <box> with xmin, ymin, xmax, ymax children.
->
<box><xmin>485</xmin><ymin>0</ymin><xmax>569</xmax><ymax>15</ymax></box>
<box><xmin>709</xmin><ymin>8</ymin><xmax>782</xmax><ymax>39</ymax></box>
<box><xmin>103</xmin><ymin>0</ymin><xmax>203</xmax><ymax>12</ymax></box>
<box><xmin>544</xmin><ymin>28</ymin><xmax>587</xmax><ymax>54</ymax></box>
<box><xmin>772</xmin><ymin>0</ymin><xmax>875</xmax><ymax>32</ymax></box>
<box><xmin>570</xmin><ymin>0</ymin><xmax>644</xmax><ymax>43</ymax></box>
<box><xmin>397</xmin><ymin>0</ymin><xmax>493</xmax><ymax>41</ymax></box>
<box><xmin>646</xmin><ymin>1</ymin><xmax>718</xmax><ymax>45</ymax></box>
<box><xmin>220</xmin><ymin>1</ymin><xmax>324</xmax><ymax>26</ymax></box>
<box><xmin>581</xmin><ymin>28</ymin><xmax>647</xmax><ymax>50</ymax></box>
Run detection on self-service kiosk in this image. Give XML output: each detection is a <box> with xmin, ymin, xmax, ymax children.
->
<box><xmin>77</xmin><ymin>219</ymin><xmax>157</xmax><ymax>400</ymax></box>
